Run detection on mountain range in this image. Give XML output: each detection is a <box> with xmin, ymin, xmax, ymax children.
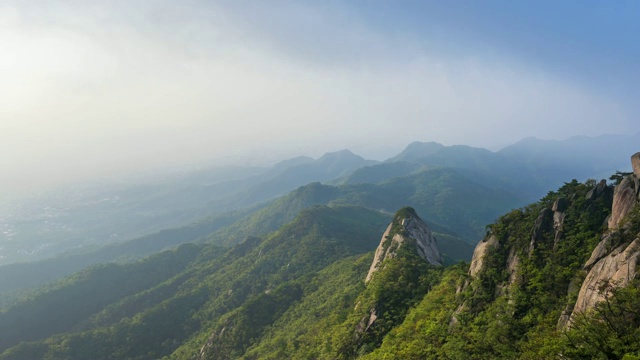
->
<box><xmin>3</xmin><ymin>133</ymin><xmax>637</xmax><ymax>266</ymax></box>
<box><xmin>0</xmin><ymin>135</ymin><xmax>639</xmax><ymax>359</ymax></box>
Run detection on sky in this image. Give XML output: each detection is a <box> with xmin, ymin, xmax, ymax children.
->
<box><xmin>1</xmin><ymin>0</ymin><xmax>638</xmax><ymax>197</ymax></box>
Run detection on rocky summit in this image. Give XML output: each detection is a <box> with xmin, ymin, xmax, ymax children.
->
<box><xmin>366</xmin><ymin>207</ymin><xmax>442</xmax><ymax>283</ymax></box>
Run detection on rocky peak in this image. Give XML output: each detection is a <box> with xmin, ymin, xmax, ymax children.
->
<box><xmin>607</xmin><ymin>153</ymin><xmax>640</xmax><ymax>232</ymax></box>
<box><xmin>365</xmin><ymin>207</ymin><xmax>441</xmax><ymax>283</ymax></box>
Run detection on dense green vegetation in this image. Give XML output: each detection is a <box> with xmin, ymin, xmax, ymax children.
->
<box><xmin>233</xmin><ymin>180</ymin><xmax>631</xmax><ymax>359</ymax></box>
<box><xmin>208</xmin><ymin>167</ymin><xmax>521</xmax><ymax>261</ymax></box>
<box><xmin>0</xmin><ymin>244</ymin><xmax>206</xmax><ymax>354</ymax></box>
<box><xmin>0</xmin><ymin>210</ymin><xmax>245</xmax><ymax>302</ymax></box>
<box><xmin>565</xmin><ymin>279</ymin><xmax>640</xmax><ymax>359</ymax></box>
<box><xmin>1</xmin><ymin>153</ymin><xmax>638</xmax><ymax>359</ymax></box>
<box><xmin>0</xmin><ymin>205</ymin><xmax>390</xmax><ymax>359</ymax></box>
<box><xmin>329</xmin><ymin>242</ymin><xmax>441</xmax><ymax>358</ymax></box>
<box><xmin>240</xmin><ymin>254</ymin><xmax>373</xmax><ymax>359</ymax></box>
<box><xmin>362</xmin><ymin>178</ymin><xmax>634</xmax><ymax>359</ymax></box>
<box><xmin>8</xmin><ymin>137</ymin><xmax>616</xmax><ymax>302</ymax></box>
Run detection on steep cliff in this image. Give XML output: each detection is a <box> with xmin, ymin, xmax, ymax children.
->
<box><xmin>568</xmin><ymin>154</ymin><xmax>640</xmax><ymax>322</ymax></box>
<box><xmin>366</xmin><ymin>207</ymin><xmax>442</xmax><ymax>283</ymax></box>
<box><xmin>332</xmin><ymin>207</ymin><xmax>443</xmax><ymax>358</ymax></box>
<box><xmin>463</xmin><ymin>174</ymin><xmax>613</xmax><ymax>329</ymax></box>
<box><xmin>462</xmin><ymin>153</ymin><xmax>640</xmax><ymax>332</ymax></box>
<box><xmin>468</xmin><ymin>235</ymin><xmax>498</xmax><ymax>277</ymax></box>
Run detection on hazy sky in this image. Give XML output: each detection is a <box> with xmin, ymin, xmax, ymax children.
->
<box><xmin>1</xmin><ymin>0</ymin><xmax>638</xmax><ymax>196</ymax></box>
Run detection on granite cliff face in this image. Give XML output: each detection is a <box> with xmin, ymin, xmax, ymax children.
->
<box><xmin>468</xmin><ymin>235</ymin><xmax>498</xmax><ymax>277</ymax></box>
<box><xmin>365</xmin><ymin>207</ymin><xmax>442</xmax><ymax>283</ymax></box>
<box><xmin>467</xmin><ymin>200</ymin><xmax>567</xmax><ymax>287</ymax></box>
<box><xmin>463</xmin><ymin>154</ymin><xmax>640</xmax><ymax>329</ymax></box>
<box><xmin>353</xmin><ymin>207</ymin><xmax>442</xmax><ymax>349</ymax></box>
<box><xmin>568</xmin><ymin>153</ymin><xmax>640</xmax><ymax>323</ymax></box>
<box><xmin>607</xmin><ymin>176</ymin><xmax>638</xmax><ymax>230</ymax></box>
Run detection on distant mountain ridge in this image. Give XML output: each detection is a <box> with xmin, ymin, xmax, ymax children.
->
<box><xmin>4</xmin><ymin>134</ymin><xmax>635</xmax><ymax>265</ymax></box>
<box><xmin>2</xmin><ymin>133</ymin><xmax>636</xmax><ymax>297</ymax></box>
<box><xmin>1</xmin><ymin>152</ymin><xmax>640</xmax><ymax>359</ymax></box>
<box><xmin>367</xmin><ymin>133</ymin><xmax>640</xmax><ymax>201</ymax></box>
<box><xmin>498</xmin><ymin>132</ymin><xmax>640</xmax><ymax>179</ymax></box>
<box><xmin>0</xmin><ymin>149</ymin><xmax>374</xmax><ymax>265</ymax></box>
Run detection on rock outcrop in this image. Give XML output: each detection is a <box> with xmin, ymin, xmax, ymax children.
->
<box><xmin>568</xmin><ymin>154</ymin><xmax>640</xmax><ymax>326</ymax></box>
<box><xmin>528</xmin><ymin>208</ymin><xmax>554</xmax><ymax>256</ymax></box>
<box><xmin>585</xmin><ymin>179</ymin><xmax>608</xmax><ymax>201</ymax></box>
<box><xmin>571</xmin><ymin>238</ymin><xmax>640</xmax><ymax>319</ymax></box>
<box><xmin>608</xmin><ymin>176</ymin><xmax>638</xmax><ymax>230</ymax></box>
<box><xmin>506</xmin><ymin>248</ymin><xmax>520</xmax><ymax>285</ymax></box>
<box><xmin>469</xmin><ymin>235</ymin><xmax>498</xmax><ymax>277</ymax></box>
<box><xmin>552</xmin><ymin>197</ymin><xmax>567</xmax><ymax>248</ymax></box>
<box><xmin>365</xmin><ymin>207</ymin><xmax>441</xmax><ymax>283</ymax></box>
<box><xmin>468</xmin><ymin>194</ymin><xmax>572</xmax><ymax>290</ymax></box>
<box><xmin>354</xmin><ymin>308</ymin><xmax>378</xmax><ymax>338</ymax></box>
<box><xmin>632</xmin><ymin>152</ymin><xmax>640</xmax><ymax>178</ymax></box>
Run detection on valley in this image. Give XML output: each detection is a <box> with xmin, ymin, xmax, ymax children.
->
<box><xmin>0</xmin><ymin>139</ymin><xmax>638</xmax><ymax>359</ymax></box>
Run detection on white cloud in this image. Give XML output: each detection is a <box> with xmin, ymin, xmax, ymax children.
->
<box><xmin>0</xmin><ymin>1</ymin><xmax>632</xmax><ymax>197</ymax></box>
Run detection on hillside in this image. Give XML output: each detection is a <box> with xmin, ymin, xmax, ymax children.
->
<box><xmin>1</xmin><ymin>154</ymin><xmax>640</xmax><ymax>359</ymax></box>
<box><xmin>0</xmin><ymin>150</ymin><xmax>372</xmax><ymax>265</ymax></box>
<box><xmin>364</xmin><ymin>154</ymin><xmax>640</xmax><ymax>359</ymax></box>
<box><xmin>209</xmin><ymin>167</ymin><xmax>522</xmax><ymax>249</ymax></box>
<box><xmin>0</xmin><ymin>209</ymin><xmax>246</xmax><ymax>302</ymax></box>
<box><xmin>0</xmin><ymin>206</ymin><xmax>390</xmax><ymax>359</ymax></box>
<box><xmin>0</xmin><ymin>145</ymin><xmax>638</xmax><ymax>359</ymax></box>
<box><xmin>0</xmin><ymin>154</ymin><xmax>640</xmax><ymax>359</ymax></box>
<box><xmin>3</xmin><ymin>135</ymin><xmax>635</xmax><ymax>266</ymax></box>
<box><xmin>0</xmin><ymin>163</ymin><xmax>515</xmax><ymax>301</ymax></box>
<box><xmin>243</xmin><ymin>155</ymin><xmax>640</xmax><ymax>360</ymax></box>
<box><xmin>358</xmin><ymin>135</ymin><xmax>640</xmax><ymax>202</ymax></box>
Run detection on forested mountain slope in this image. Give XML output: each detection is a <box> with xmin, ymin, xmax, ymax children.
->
<box><xmin>0</xmin><ymin>206</ymin><xmax>390</xmax><ymax>359</ymax></box>
<box><xmin>0</xmin><ymin>163</ymin><xmax>516</xmax><ymax>303</ymax></box>
<box><xmin>365</xmin><ymin>153</ymin><xmax>640</xmax><ymax>359</ymax></box>
<box><xmin>4</xmin><ymin>135</ymin><xmax>634</xmax><ymax>267</ymax></box>
<box><xmin>1</xmin><ymin>152</ymin><xmax>640</xmax><ymax>359</ymax></box>
<box><xmin>0</xmin><ymin>150</ymin><xmax>372</xmax><ymax>265</ymax></box>
<box><xmin>209</xmin><ymin>167</ymin><xmax>521</xmax><ymax>251</ymax></box>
